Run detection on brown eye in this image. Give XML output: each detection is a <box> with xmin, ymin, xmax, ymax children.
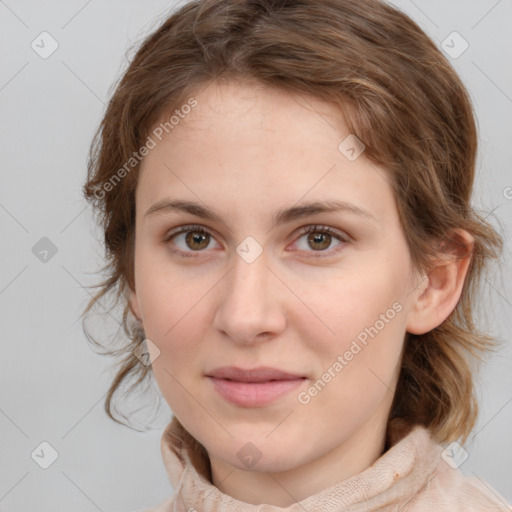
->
<box><xmin>185</xmin><ymin>230</ymin><xmax>210</xmax><ymax>250</ymax></box>
<box><xmin>307</xmin><ymin>231</ymin><xmax>332</xmax><ymax>251</ymax></box>
<box><xmin>164</xmin><ymin>225</ymin><xmax>220</xmax><ymax>257</ymax></box>
<box><xmin>292</xmin><ymin>225</ymin><xmax>347</xmax><ymax>257</ymax></box>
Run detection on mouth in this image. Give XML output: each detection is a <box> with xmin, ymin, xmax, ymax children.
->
<box><xmin>205</xmin><ymin>366</ymin><xmax>307</xmax><ymax>407</ymax></box>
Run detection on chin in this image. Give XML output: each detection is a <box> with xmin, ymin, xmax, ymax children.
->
<box><xmin>207</xmin><ymin>432</ymin><xmax>308</xmax><ymax>474</ymax></box>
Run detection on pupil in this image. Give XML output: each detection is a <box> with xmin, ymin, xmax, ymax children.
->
<box><xmin>186</xmin><ymin>231</ymin><xmax>208</xmax><ymax>250</ymax></box>
<box><xmin>308</xmin><ymin>232</ymin><xmax>330</xmax><ymax>251</ymax></box>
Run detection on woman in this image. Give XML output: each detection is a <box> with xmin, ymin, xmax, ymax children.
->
<box><xmin>82</xmin><ymin>0</ymin><xmax>511</xmax><ymax>509</ymax></box>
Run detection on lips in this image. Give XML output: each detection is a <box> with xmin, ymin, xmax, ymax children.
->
<box><xmin>205</xmin><ymin>366</ymin><xmax>307</xmax><ymax>407</ymax></box>
<box><xmin>206</xmin><ymin>366</ymin><xmax>305</xmax><ymax>382</ymax></box>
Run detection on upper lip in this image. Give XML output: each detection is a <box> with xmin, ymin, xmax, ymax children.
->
<box><xmin>206</xmin><ymin>366</ymin><xmax>305</xmax><ymax>383</ymax></box>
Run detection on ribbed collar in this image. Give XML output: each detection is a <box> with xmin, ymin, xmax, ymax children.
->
<box><xmin>159</xmin><ymin>418</ymin><xmax>443</xmax><ymax>511</ymax></box>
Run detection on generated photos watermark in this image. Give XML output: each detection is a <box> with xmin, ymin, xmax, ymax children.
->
<box><xmin>93</xmin><ymin>97</ymin><xmax>198</xmax><ymax>200</ymax></box>
<box><xmin>297</xmin><ymin>301</ymin><xmax>403</xmax><ymax>405</ymax></box>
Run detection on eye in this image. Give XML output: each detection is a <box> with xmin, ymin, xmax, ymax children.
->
<box><xmin>163</xmin><ymin>224</ymin><xmax>221</xmax><ymax>257</ymax></box>
<box><xmin>163</xmin><ymin>224</ymin><xmax>348</xmax><ymax>258</ymax></box>
<box><xmin>291</xmin><ymin>225</ymin><xmax>347</xmax><ymax>257</ymax></box>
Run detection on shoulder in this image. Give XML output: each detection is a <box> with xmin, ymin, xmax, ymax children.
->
<box><xmin>407</xmin><ymin>455</ymin><xmax>511</xmax><ymax>511</ymax></box>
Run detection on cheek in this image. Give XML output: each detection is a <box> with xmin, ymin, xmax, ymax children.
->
<box><xmin>307</xmin><ymin>267</ymin><xmax>405</xmax><ymax>341</ymax></box>
<box><xmin>297</xmin><ymin>279</ymin><xmax>406</xmax><ymax>432</ymax></box>
<box><xmin>145</xmin><ymin>292</ymin><xmax>210</xmax><ymax>418</ymax></box>
<box><xmin>140</xmin><ymin>283</ymin><xmax>208</xmax><ymax>359</ymax></box>
<box><xmin>297</xmin><ymin>260</ymin><xmax>408</xmax><ymax>386</ymax></box>
<box><xmin>134</xmin><ymin>265</ymin><xmax>213</xmax><ymax>408</ymax></box>
<box><xmin>135</xmin><ymin>248</ymin><xmax>213</xmax><ymax>341</ymax></box>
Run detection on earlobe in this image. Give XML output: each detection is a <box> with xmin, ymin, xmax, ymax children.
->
<box><xmin>406</xmin><ymin>230</ymin><xmax>474</xmax><ymax>335</ymax></box>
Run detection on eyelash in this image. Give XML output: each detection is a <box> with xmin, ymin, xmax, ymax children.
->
<box><xmin>163</xmin><ymin>224</ymin><xmax>348</xmax><ymax>259</ymax></box>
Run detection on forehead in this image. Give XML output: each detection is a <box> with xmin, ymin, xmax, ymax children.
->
<box><xmin>146</xmin><ymin>79</ymin><xmax>348</xmax><ymax>162</ymax></box>
<box><xmin>136</xmin><ymin>80</ymin><xmax>396</xmax><ymax>226</ymax></box>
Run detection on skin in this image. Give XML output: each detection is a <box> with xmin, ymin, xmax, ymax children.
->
<box><xmin>129</xmin><ymin>79</ymin><xmax>473</xmax><ymax>506</ymax></box>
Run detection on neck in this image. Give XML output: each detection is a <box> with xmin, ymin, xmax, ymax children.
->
<box><xmin>209</xmin><ymin>409</ymin><xmax>389</xmax><ymax>506</ymax></box>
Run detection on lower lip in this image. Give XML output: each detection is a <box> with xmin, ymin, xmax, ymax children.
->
<box><xmin>207</xmin><ymin>377</ymin><xmax>305</xmax><ymax>407</ymax></box>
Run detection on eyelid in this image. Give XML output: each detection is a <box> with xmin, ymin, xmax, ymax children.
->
<box><xmin>163</xmin><ymin>223</ymin><xmax>349</xmax><ymax>258</ymax></box>
<box><xmin>163</xmin><ymin>224</ymin><xmax>216</xmax><ymax>243</ymax></box>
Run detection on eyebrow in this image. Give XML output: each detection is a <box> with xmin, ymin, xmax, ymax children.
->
<box><xmin>143</xmin><ymin>198</ymin><xmax>377</xmax><ymax>228</ymax></box>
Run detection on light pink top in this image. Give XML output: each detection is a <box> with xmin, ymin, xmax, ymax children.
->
<box><xmin>140</xmin><ymin>419</ymin><xmax>511</xmax><ymax>511</ymax></box>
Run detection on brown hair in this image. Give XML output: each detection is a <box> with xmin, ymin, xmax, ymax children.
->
<box><xmin>82</xmin><ymin>0</ymin><xmax>503</xmax><ymax>447</ymax></box>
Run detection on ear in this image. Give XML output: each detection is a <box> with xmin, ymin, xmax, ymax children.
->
<box><xmin>406</xmin><ymin>229</ymin><xmax>474</xmax><ymax>335</ymax></box>
<box><xmin>128</xmin><ymin>287</ymin><xmax>142</xmax><ymax>322</ymax></box>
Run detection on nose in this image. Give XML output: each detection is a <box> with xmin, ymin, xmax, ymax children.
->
<box><xmin>212</xmin><ymin>248</ymin><xmax>286</xmax><ymax>346</ymax></box>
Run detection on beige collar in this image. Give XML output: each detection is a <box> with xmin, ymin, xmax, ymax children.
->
<box><xmin>158</xmin><ymin>417</ymin><xmax>444</xmax><ymax>511</ymax></box>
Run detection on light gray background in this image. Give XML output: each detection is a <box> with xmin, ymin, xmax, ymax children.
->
<box><xmin>0</xmin><ymin>1</ymin><xmax>511</xmax><ymax>510</ymax></box>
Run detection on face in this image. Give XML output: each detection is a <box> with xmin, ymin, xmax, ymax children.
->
<box><xmin>129</xmin><ymin>80</ymin><xmax>421</xmax><ymax>474</ymax></box>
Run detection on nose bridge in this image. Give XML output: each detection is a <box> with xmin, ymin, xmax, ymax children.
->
<box><xmin>227</xmin><ymin>247</ymin><xmax>270</xmax><ymax>309</ymax></box>
<box><xmin>213</xmin><ymin>245</ymin><xmax>285</xmax><ymax>343</ymax></box>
